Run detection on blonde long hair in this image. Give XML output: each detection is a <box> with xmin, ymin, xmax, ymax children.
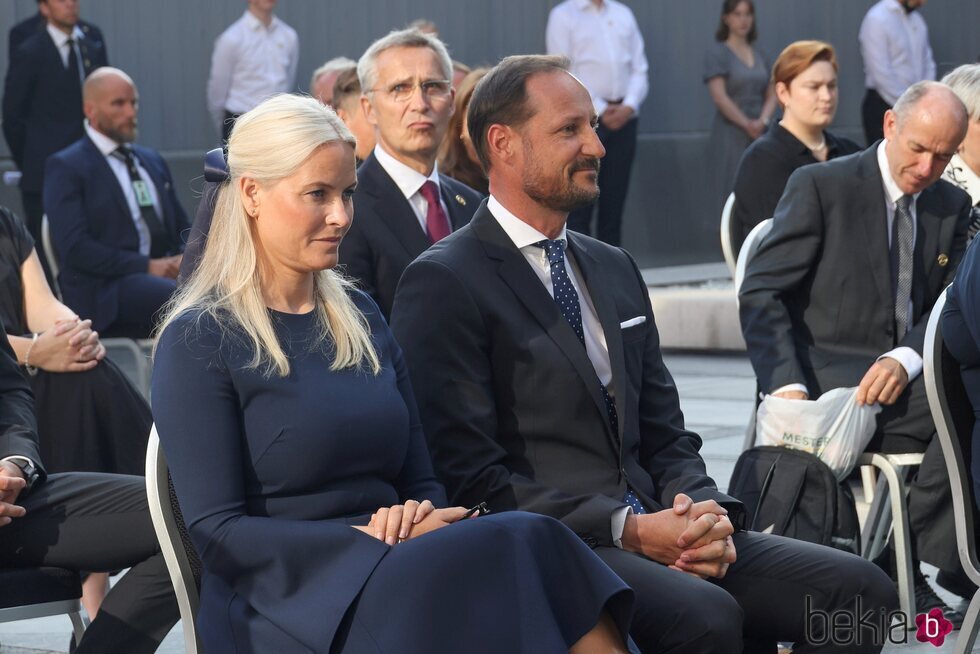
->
<box><xmin>156</xmin><ymin>94</ymin><xmax>380</xmax><ymax>377</ymax></box>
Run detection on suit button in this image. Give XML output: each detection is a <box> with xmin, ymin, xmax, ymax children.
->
<box><xmin>583</xmin><ymin>537</ymin><xmax>599</xmax><ymax>548</ymax></box>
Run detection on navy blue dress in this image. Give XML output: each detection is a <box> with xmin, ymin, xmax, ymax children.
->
<box><xmin>152</xmin><ymin>292</ymin><xmax>634</xmax><ymax>653</ymax></box>
<box><xmin>942</xmin><ymin>240</ymin><xmax>980</xmax><ymax>506</ymax></box>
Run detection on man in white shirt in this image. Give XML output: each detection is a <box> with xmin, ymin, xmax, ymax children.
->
<box><xmin>338</xmin><ymin>28</ymin><xmax>482</xmax><ymax>319</ymax></box>
<box><xmin>859</xmin><ymin>0</ymin><xmax>936</xmax><ymax>145</ymax></box>
<box><xmin>392</xmin><ymin>54</ymin><xmax>897</xmax><ymax>653</ymax></box>
<box><xmin>206</xmin><ymin>0</ymin><xmax>299</xmax><ymax>140</ymax></box>
<box><xmin>740</xmin><ymin>82</ymin><xmax>972</xmax><ymax>624</ymax></box>
<box><xmin>546</xmin><ymin>0</ymin><xmax>648</xmax><ymax>246</ymax></box>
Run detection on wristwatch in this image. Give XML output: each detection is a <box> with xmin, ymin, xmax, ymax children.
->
<box><xmin>6</xmin><ymin>458</ymin><xmax>39</xmax><ymax>493</ymax></box>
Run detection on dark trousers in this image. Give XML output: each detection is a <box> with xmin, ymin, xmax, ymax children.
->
<box><xmin>104</xmin><ymin>273</ymin><xmax>177</xmax><ymax>338</ymax></box>
<box><xmin>567</xmin><ymin>117</ymin><xmax>638</xmax><ymax>247</ymax></box>
<box><xmin>0</xmin><ymin>473</ymin><xmax>179</xmax><ymax>652</ymax></box>
<box><xmin>865</xmin><ymin>372</ymin><xmax>960</xmax><ymax>571</ymax></box>
<box><xmin>596</xmin><ymin>531</ymin><xmax>898</xmax><ymax>653</ymax></box>
<box><xmin>861</xmin><ymin>90</ymin><xmax>890</xmax><ymax>147</ymax></box>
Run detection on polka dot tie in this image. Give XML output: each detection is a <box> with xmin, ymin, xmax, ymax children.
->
<box><xmin>534</xmin><ymin>240</ymin><xmax>646</xmax><ymax>515</ymax></box>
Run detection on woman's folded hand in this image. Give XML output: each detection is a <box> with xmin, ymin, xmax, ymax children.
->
<box><xmin>367</xmin><ymin>500</ymin><xmax>435</xmax><ymax>545</ymax></box>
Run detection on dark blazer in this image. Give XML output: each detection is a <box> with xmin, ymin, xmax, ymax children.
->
<box><xmin>339</xmin><ymin>152</ymin><xmax>482</xmax><ymax>318</ymax></box>
<box><xmin>2</xmin><ymin>26</ymin><xmax>107</xmax><ymax>193</ymax></box>
<box><xmin>44</xmin><ymin>136</ymin><xmax>190</xmax><ymax>331</ymax></box>
<box><xmin>0</xmin><ymin>313</ymin><xmax>44</xmax><ymax>481</ymax></box>
<box><xmin>8</xmin><ymin>14</ymin><xmax>105</xmax><ymax>59</ymax></box>
<box><xmin>739</xmin><ymin>144</ymin><xmax>972</xmax><ymax>396</ymax></box>
<box><xmin>390</xmin><ymin>204</ymin><xmax>738</xmax><ymax>548</ymax></box>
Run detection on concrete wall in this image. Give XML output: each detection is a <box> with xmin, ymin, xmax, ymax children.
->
<box><xmin>2</xmin><ymin>0</ymin><xmax>978</xmax><ymax>267</ymax></box>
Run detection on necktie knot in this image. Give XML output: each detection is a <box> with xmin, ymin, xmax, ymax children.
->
<box><xmin>111</xmin><ymin>146</ymin><xmax>134</xmax><ymax>164</ymax></box>
<box><xmin>419</xmin><ymin>180</ymin><xmax>440</xmax><ymax>205</ymax></box>
<box><xmin>534</xmin><ymin>239</ymin><xmax>567</xmax><ymax>266</ymax></box>
<box><xmin>897</xmin><ymin>194</ymin><xmax>913</xmax><ymax>214</ymax></box>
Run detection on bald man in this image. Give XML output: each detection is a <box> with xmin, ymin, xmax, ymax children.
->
<box><xmin>44</xmin><ymin>67</ymin><xmax>189</xmax><ymax>338</ymax></box>
<box><xmin>740</xmin><ymin>81</ymin><xmax>973</xmax><ymax>623</ymax></box>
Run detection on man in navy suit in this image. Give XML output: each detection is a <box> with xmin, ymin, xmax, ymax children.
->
<box><xmin>338</xmin><ymin>28</ymin><xmax>482</xmax><ymax>319</ymax></box>
<box><xmin>2</xmin><ymin>0</ymin><xmax>108</xmax><ymax>246</ymax></box>
<box><xmin>392</xmin><ymin>54</ymin><xmax>898</xmax><ymax>653</ymax></box>
<box><xmin>45</xmin><ymin>68</ymin><xmax>189</xmax><ymax>338</ymax></box>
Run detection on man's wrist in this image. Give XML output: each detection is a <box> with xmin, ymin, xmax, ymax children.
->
<box><xmin>620</xmin><ymin>512</ymin><xmax>641</xmax><ymax>553</ymax></box>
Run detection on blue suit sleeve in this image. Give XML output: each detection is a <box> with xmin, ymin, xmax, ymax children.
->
<box><xmin>44</xmin><ymin>154</ymin><xmax>150</xmax><ymax>277</ymax></box>
<box><xmin>152</xmin><ymin>313</ymin><xmax>390</xmax><ymax>650</ymax></box>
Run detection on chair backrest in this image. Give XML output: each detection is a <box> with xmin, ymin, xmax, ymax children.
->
<box><xmin>40</xmin><ymin>214</ymin><xmax>62</xmax><ymax>300</ymax></box>
<box><xmin>720</xmin><ymin>192</ymin><xmax>738</xmax><ymax>277</ymax></box>
<box><xmin>145</xmin><ymin>425</ymin><xmax>203</xmax><ymax>654</ymax></box>
<box><xmin>734</xmin><ymin>218</ymin><xmax>774</xmax><ymax>301</ymax></box>
<box><xmin>924</xmin><ymin>289</ymin><xmax>980</xmax><ymax>585</ymax></box>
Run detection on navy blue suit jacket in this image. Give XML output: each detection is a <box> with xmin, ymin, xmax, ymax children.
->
<box><xmin>44</xmin><ymin>136</ymin><xmax>190</xmax><ymax>331</ymax></box>
<box><xmin>2</xmin><ymin>26</ymin><xmax>107</xmax><ymax>193</ymax></box>
<box><xmin>339</xmin><ymin>152</ymin><xmax>483</xmax><ymax>319</ymax></box>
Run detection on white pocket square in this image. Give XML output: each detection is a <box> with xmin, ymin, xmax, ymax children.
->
<box><xmin>619</xmin><ymin>316</ymin><xmax>646</xmax><ymax>329</ymax></box>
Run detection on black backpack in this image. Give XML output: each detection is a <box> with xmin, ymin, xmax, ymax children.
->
<box><xmin>728</xmin><ymin>445</ymin><xmax>861</xmax><ymax>554</ymax></box>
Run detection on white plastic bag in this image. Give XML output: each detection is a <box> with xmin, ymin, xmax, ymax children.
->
<box><xmin>755</xmin><ymin>387</ymin><xmax>882</xmax><ymax>481</ymax></box>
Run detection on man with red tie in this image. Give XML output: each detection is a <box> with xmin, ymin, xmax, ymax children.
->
<box><xmin>339</xmin><ymin>27</ymin><xmax>482</xmax><ymax>319</ymax></box>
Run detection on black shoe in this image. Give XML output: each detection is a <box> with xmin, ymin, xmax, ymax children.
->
<box><xmin>915</xmin><ymin>569</ymin><xmax>965</xmax><ymax>630</ymax></box>
<box><xmin>936</xmin><ymin>568</ymin><xmax>979</xmax><ymax>601</ymax></box>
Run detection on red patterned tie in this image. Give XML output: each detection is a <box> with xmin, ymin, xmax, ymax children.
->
<box><xmin>419</xmin><ymin>180</ymin><xmax>451</xmax><ymax>243</ymax></box>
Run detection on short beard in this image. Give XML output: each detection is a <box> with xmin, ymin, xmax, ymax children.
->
<box><xmin>98</xmin><ymin>122</ymin><xmax>137</xmax><ymax>144</ymax></box>
<box><xmin>522</xmin><ymin>138</ymin><xmax>600</xmax><ymax>213</ymax></box>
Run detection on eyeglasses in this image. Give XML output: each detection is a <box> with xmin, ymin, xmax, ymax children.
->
<box><xmin>367</xmin><ymin>79</ymin><xmax>452</xmax><ymax>103</ymax></box>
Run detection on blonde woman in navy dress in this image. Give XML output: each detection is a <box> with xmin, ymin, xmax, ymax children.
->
<box><xmin>151</xmin><ymin>94</ymin><xmax>635</xmax><ymax>654</ymax></box>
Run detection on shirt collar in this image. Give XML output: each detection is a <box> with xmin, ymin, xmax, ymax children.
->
<box><xmin>373</xmin><ymin>144</ymin><xmax>440</xmax><ymax>201</ymax></box>
<box><xmin>487</xmin><ymin>195</ymin><xmax>568</xmax><ymax>249</ymax></box>
<box><xmin>243</xmin><ymin>10</ymin><xmax>279</xmax><ymax>32</ymax></box>
<box><xmin>47</xmin><ymin>23</ymin><xmax>83</xmax><ymax>47</ymax></box>
<box><xmin>773</xmin><ymin>123</ymin><xmax>845</xmax><ymax>158</ymax></box>
<box><xmin>575</xmin><ymin>0</ymin><xmax>606</xmax><ymax>12</ymax></box>
<box><xmin>85</xmin><ymin>121</ymin><xmax>122</xmax><ymax>157</ymax></box>
<box><xmin>877</xmin><ymin>140</ymin><xmax>922</xmax><ymax>206</ymax></box>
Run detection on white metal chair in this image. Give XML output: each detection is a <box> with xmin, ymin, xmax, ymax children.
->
<box><xmin>735</xmin><ymin>218</ymin><xmax>773</xmax><ymax>451</ymax></box>
<box><xmin>720</xmin><ymin>192</ymin><xmax>738</xmax><ymax>277</ymax></box>
<box><xmin>146</xmin><ymin>425</ymin><xmax>203</xmax><ymax>654</ymax></box>
<box><xmin>0</xmin><ymin>567</ymin><xmax>85</xmax><ymax>647</ymax></box>
<box><xmin>924</xmin><ymin>289</ymin><xmax>980</xmax><ymax>652</ymax></box>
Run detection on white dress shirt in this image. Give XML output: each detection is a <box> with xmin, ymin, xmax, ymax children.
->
<box><xmin>85</xmin><ymin>123</ymin><xmax>162</xmax><ymax>257</ymax></box>
<box><xmin>46</xmin><ymin>23</ymin><xmax>84</xmax><ymax>74</ymax></box>
<box><xmin>859</xmin><ymin>0</ymin><xmax>936</xmax><ymax>105</ymax></box>
<box><xmin>487</xmin><ymin>196</ymin><xmax>632</xmax><ymax>544</ymax></box>
<box><xmin>373</xmin><ymin>145</ymin><xmax>450</xmax><ymax>234</ymax></box>
<box><xmin>206</xmin><ymin>10</ymin><xmax>299</xmax><ymax>132</ymax></box>
<box><xmin>773</xmin><ymin>141</ymin><xmax>923</xmax><ymax>398</ymax></box>
<box><xmin>545</xmin><ymin>0</ymin><xmax>649</xmax><ymax>116</ymax></box>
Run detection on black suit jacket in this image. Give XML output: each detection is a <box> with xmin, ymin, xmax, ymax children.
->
<box><xmin>2</xmin><ymin>26</ymin><xmax>108</xmax><ymax>193</ymax></box>
<box><xmin>339</xmin><ymin>153</ymin><xmax>482</xmax><ymax>318</ymax></box>
<box><xmin>390</xmin><ymin>204</ymin><xmax>738</xmax><ymax>548</ymax></box>
<box><xmin>739</xmin><ymin>144</ymin><xmax>972</xmax><ymax>396</ymax></box>
<box><xmin>7</xmin><ymin>14</ymin><xmax>105</xmax><ymax>60</ymax></box>
<box><xmin>0</xmin><ymin>313</ymin><xmax>44</xmax><ymax>482</ymax></box>
<box><xmin>44</xmin><ymin>137</ymin><xmax>189</xmax><ymax>331</ymax></box>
